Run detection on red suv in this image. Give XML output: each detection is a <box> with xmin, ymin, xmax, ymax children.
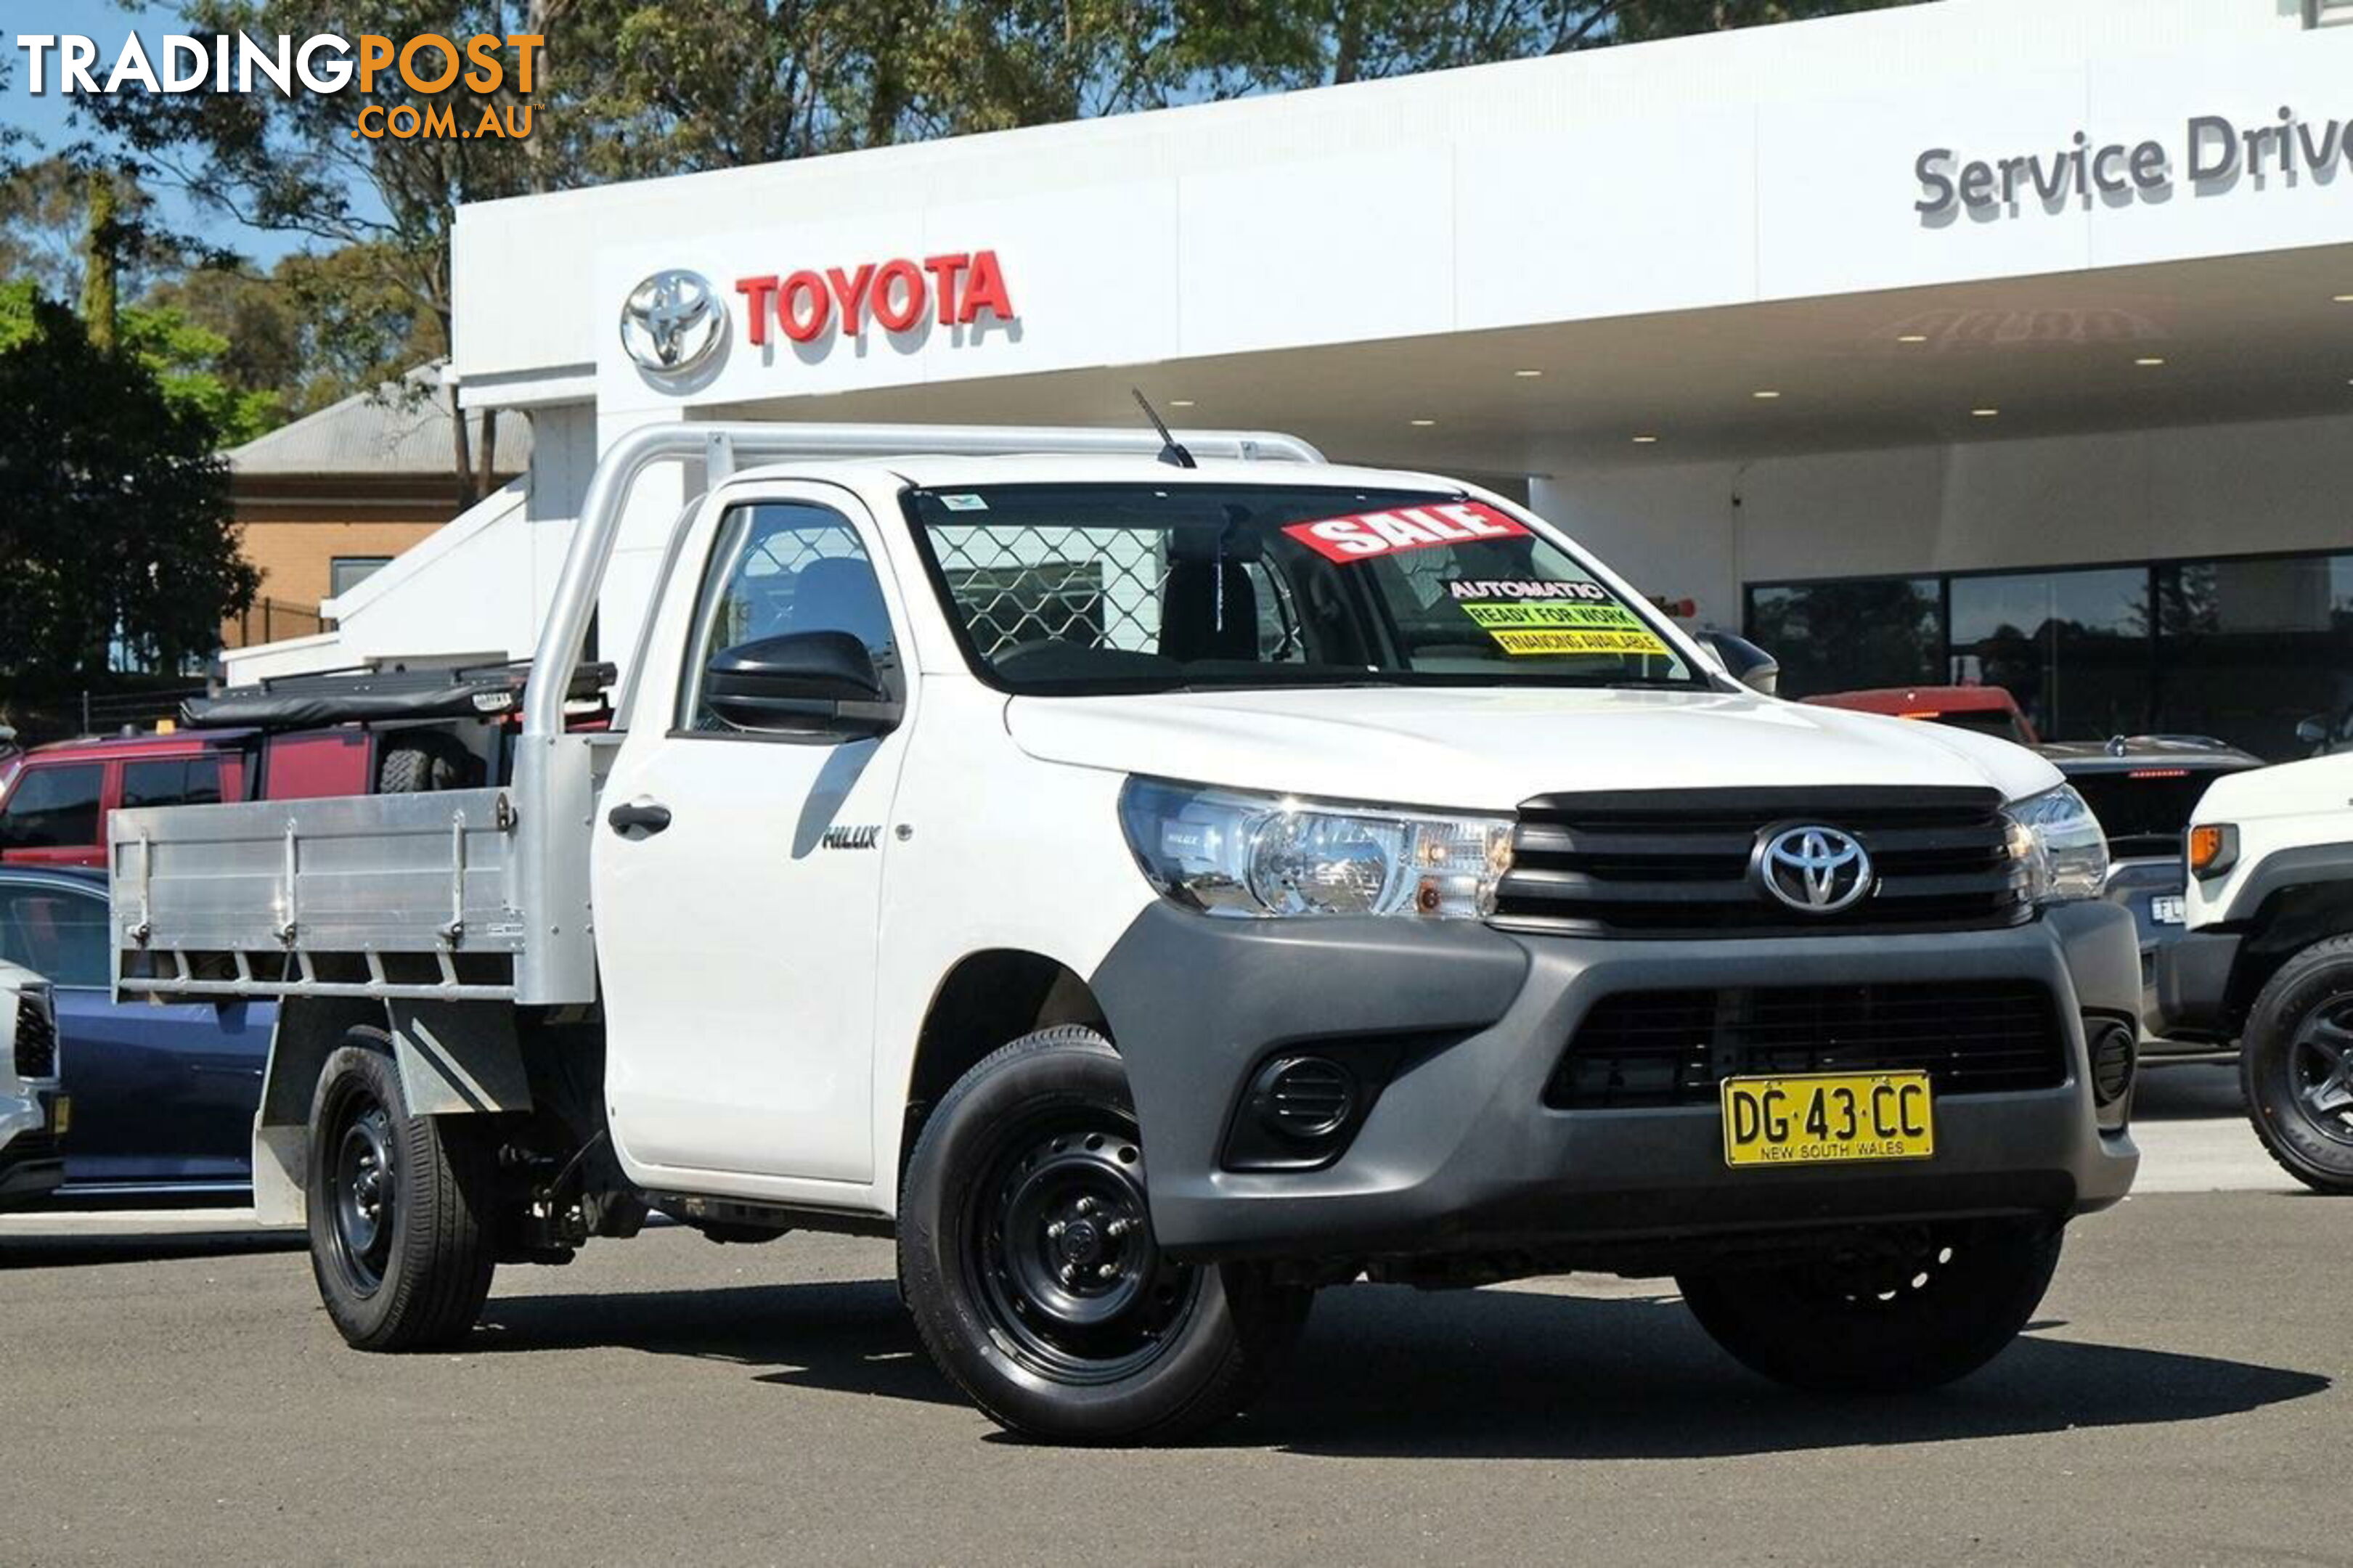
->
<box><xmin>0</xmin><ymin>728</ymin><xmax>372</xmax><ymax>870</ymax></box>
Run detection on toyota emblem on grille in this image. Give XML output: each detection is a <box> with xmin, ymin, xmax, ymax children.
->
<box><xmin>1754</xmin><ymin>825</ymin><xmax>1873</xmax><ymax>914</ymax></box>
<box><xmin>619</xmin><ymin>269</ymin><xmax>726</xmax><ymax>375</ymax></box>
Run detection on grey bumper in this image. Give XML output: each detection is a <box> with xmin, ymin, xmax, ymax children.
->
<box><xmin>0</xmin><ymin>1106</ymin><xmax>65</xmax><ymax>1209</ymax></box>
<box><xmin>1092</xmin><ymin>902</ymin><xmax>2142</xmax><ymax>1265</ymax></box>
<box><xmin>2151</xmin><ymin>930</ymin><xmax>2243</xmax><ymax>1043</ymax></box>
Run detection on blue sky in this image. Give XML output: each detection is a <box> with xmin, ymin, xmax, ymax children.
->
<box><xmin>5</xmin><ymin>1</ymin><xmax>311</xmax><ymax>269</ymax></box>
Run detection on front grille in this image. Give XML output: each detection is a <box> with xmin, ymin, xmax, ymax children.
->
<box><xmin>1546</xmin><ymin>979</ymin><xmax>2068</xmax><ymax>1108</ymax></box>
<box><xmin>13</xmin><ymin>995</ymin><xmax>57</xmax><ymax>1080</ymax></box>
<box><xmin>1494</xmin><ymin>786</ymin><xmax>2031</xmax><ymax>938</ymax></box>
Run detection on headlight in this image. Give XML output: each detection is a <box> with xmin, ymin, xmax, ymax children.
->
<box><xmin>1118</xmin><ymin>778</ymin><xmax>1514</xmax><ymax>919</ymax></box>
<box><xmin>2003</xmin><ymin>784</ymin><xmax>2108</xmax><ymax>904</ymax></box>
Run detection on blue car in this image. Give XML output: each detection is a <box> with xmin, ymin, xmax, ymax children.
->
<box><xmin>0</xmin><ymin>867</ymin><xmax>273</xmax><ymax>1204</ymax></box>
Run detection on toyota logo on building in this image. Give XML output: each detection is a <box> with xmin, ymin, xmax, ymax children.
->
<box><xmin>1754</xmin><ymin>825</ymin><xmax>1874</xmax><ymax>914</ymax></box>
<box><xmin>619</xmin><ymin>269</ymin><xmax>726</xmax><ymax>375</ymax></box>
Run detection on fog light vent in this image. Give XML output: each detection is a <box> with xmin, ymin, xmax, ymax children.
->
<box><xmin>1255</xmin><ymin>1056</ymin><xmax>1357</xmax><ymax>1140</ymax></box>
<box><xmin>2089</xmin><ymin>1021</ymin><xmax>2137</xmax><ymax>1107</ymax></box>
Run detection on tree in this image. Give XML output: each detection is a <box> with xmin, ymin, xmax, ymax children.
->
<box><xmin>145</xmin><ymin>244</ymin><xmax>446</xmax><ymax>424</ymax></box>
<box><xmin>0</xmin><ymin>283</ymin><xmax>260</xmax><ymax>703</ymax></box>
<box><xmin>91</xmin><ymin>1</ymin><xmax>552</xmax><ymax>508</ymax></box>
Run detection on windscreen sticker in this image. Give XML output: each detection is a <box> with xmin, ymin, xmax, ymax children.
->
<box><xmin>1448</xmin><ymin>592</ymin><xmax>1673</xmax><ymax>658</ymax></box>
<box><xmin>1484</xmin><ymin>627</ymin><xmax>1673</xmax><ymax>656</ymax></box>
<box><xmin>1281</xmin><ymin>500</ymin><xmax>1530</xmax><ymax>563</ymax></box>
<box><xmin>937</xmin><ymin>492</ymin><xmax>990</xmax><ymax>512</ymax></box>
<box><xmin>1446</xmin><ymin>578</ymin><xmax>1612</xmax><ymax>603</ymax></box>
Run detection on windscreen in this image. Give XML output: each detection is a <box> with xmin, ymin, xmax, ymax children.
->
<box><xmin>903</xmin><ymin>483</ymin><xmax>1700</xmax><ymax>694</ymax></box>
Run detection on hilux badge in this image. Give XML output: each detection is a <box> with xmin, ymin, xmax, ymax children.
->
<box><xmin>1755</xmin><ymin>825</ymin><xmax>1872</xmax><ymax>914</ymax></box>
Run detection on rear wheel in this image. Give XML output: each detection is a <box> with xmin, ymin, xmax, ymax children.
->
<box><xmin>897</xmin><ymin>1026</ymin><xmax>1310</xmax><ymax>1444</ymax></box>
<box><xmin>2241</xmin><ymin>936</ymin><xmax>2353</xmax><ymax>1195</ymax></box>
<box><xmin>1677</xmin><ymin>1220</ymin><xmax>2060</xmax><ymax>1393</ymax></box>
<box><xmin>306</xmin><ymin>1031</ymin><xmax>500</xmax><ymax>1350</ymax></box>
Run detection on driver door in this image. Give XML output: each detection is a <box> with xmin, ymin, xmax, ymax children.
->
<box><xmin>592</xmin><ymin>487</ymin><xmax>913</xmax><ymax>1188</ymax></box>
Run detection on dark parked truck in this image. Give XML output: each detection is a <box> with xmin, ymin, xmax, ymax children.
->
<box><xmin>109</xmin><ymin>423</ymin><xmax>2141</xmax><ymax>1442</ymax></box>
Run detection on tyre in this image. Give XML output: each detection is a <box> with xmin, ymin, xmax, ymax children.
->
<box><xmin>1677</xmin><ymin>1220</ymin><xmax>2061</xmax><ymax>1394</ymax></box>
<box><xmin>306</xmin><ymin>1030</ymin><xmax>500</xmax><ymax>1350</ymax></box>
<box><xmin>2240</xmin><ymin>934</ymin><xmax>2353</xmax><ymax>1195</ymax></box>
<box><xmin>377</xmin><ymin>730</ymin><xmax>478</xmax><ymax>793</ymax></box>
<box><xmin>897</xmin><ymin>1026</ymin><xmax>1311</xmax><ymax>1444</ymax></box>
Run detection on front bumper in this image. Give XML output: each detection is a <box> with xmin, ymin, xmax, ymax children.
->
<box><xmin>0</xmin><ymin>1093</ymin><xmax>66</xmax><ymax>1209</ymax></box>
<box><xmin>1093</xmin><ymin>902</ymin><xmax>2141</xmax><ymax>1269</ymax></box>
<box><xmin>2150</xmin><ymin>930</ymin><xmax>2243</xmax><ymax>1044</ymax></box>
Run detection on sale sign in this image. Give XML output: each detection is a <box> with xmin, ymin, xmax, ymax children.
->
<box><xmin>1281</xmin><ymin>501</ymin><xmax>1530</xmax><ymax>563</ymax></box>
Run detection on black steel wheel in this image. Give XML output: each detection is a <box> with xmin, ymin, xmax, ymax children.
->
<box><xmin>304</xmin><ymin>1031</ymin><xmax>501</xmax><ymax>1350</ymax></box>
<box><xmin>325</xmin><ymin>1087</ymin><xmax>398</xmax><ymax>1296</ymax></box>
<box><xmin>899</xmin><ymin>1026</ymin><xmax>1310</xmax><ymax>1444</ymax></box>
<box><xmin>1678</xmin><ymin>1220</ymin><xmax>2062</xmax><ymax>1394</ymax></box>
<box><xmin>966</xmin><ymin>1111</ymin><xmax>1204</xmax><ymax>1386</ymax></box>
<box><xmin>2243</xmin><ymin>936</ymin><xmax>2353</xmax><ymax>1194</ymax></box>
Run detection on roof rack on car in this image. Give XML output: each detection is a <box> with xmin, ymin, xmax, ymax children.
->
<box><xmin>184</xmin><ymin>659</ymin><xmax>616</xmax><ymax>732</ymax></box>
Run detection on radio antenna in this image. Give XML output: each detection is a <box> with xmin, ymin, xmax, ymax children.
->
<box><xmin>1131</xmin><ymin>388</ymin><xmax>1196</xmax><ymax>469</ymax></box>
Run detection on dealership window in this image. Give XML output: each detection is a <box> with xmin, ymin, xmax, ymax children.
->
<box><xmin>1745</xmin><ymin>549</ymin><xmax>2353</xmax><ymax>760</ymax></box>
<box><xmin>1949</xmin><ymin>567</ymin><xmax>2148</xmax><ymax>743</ymax></box>
<box><xmin>330</xmin><ymin>557</ymin><xmax>394</xmax><ymax>597</ymax></box>
<box><xmin>1745</xmin><ymin>578</ymin><xmax>1944</xmax><ymax>697</ymax></box>
<box><xmin>2155</xmin><ymin>555</ymin><xmax>2353</xmax><ymax>759</ymax></box>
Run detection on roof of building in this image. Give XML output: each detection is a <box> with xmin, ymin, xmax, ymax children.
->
<box><xmin>226</xmin><ymin>366</ymin><xmax>531</xmax><ymax>479</ymax></box>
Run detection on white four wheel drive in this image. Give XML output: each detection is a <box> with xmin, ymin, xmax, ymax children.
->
<box><xmin>110</xmin><ymin>422</ymin><xmax>2142</xmax><ymax>1443</ymax></box>
<box><xmin>2157</xmin><ymin>752</ymin><xmax>2353</xmax><ymax>1194</ymax></box>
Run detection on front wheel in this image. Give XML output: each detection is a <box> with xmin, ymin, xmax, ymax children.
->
<box><xmin>897</xmin><ymin>1026</ymin><xmax>1310</xmax><ymax>1444</ymax></box>
<box><xmin>1677</xmin><ymin>1220</ymin><xmax>2061</xmax><ymax>1394</ymax></box>
<box><xmin>2241</xmin><ymin>936</ymin><xmax>2353</xmax><ymax>1195</ymax></box>
<box><xmin>305</xmin><ymin>1030</ymin><xmax>501</xmax><ymax>1350</ymax></box>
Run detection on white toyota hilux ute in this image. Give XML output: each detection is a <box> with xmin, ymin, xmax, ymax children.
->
<box><xmin>2156</xmin><ymin>751</ymin><xmax>2353</xmax><ymax>1193</ymax></box>
<box><xmin>110</xmin><ymin>422</ymin><xmax>2142</xmax><ymax>1442</ymax></box>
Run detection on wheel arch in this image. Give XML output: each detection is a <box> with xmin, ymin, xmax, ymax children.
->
<box><xmin>253</xmin><ymin>997</ymin><xmax>381</xmax><ymax>1225</ymax></box>
<box><xmin>898</xmin><ymin>948</ymin><xmax>1111</xmax><ymax>1176</ymax></box>
<box><xmin>253</xmin><ymin>996</ymin><xmax>534</xmax><ymax>1226</ymax></box>
<box><xmin>2230</xmin><ymin>878</ymin><xmax>2353</xmax><ymax>1026</ymax></box>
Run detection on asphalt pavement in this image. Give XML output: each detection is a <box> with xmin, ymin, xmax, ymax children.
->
<box><xmin>4</xmin><ymin>1066</ymin><xmax>2342</xmax><ymax>1567</ymax></box>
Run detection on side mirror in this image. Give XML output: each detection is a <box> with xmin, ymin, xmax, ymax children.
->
<box><xmin>1697</xmin><ymin>630</ymin><xmax>1780</xmax><ymax>697</ymax></box>
<box><xmin>2295</xmin><ymin>715</ymin><xmax>2328</xmax><ymax>747</ymax></box>
<box><xmin>704</xmin><ymin>631</ymin><xmax>900</xmax><ymax>735</ymax></box>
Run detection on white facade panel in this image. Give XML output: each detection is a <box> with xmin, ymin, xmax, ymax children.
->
<box><xmin>1175</xmin><ymin>150</ymin><xmax>1456</xmax><ymax>357</ymax></box>
<box><xmin>1453</xmin><ymin>109</ymin><xmax>1761</xmax><ymax>330</ymax></box>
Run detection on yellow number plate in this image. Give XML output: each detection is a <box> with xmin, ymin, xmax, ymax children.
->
<box><xmin>1721</xmin><ymin>1071</ymin><xmax>1934</xmax><ymax>1167</ymax></box>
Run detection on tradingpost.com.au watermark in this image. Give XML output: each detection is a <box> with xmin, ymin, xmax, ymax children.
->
<box><xmin>13</xmin><ymin>30</ymin><xmax>543</xmax><ymax>141</ymax></box>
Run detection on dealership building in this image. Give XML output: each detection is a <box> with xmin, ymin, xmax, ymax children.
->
<box><xmin>239</xmin><ymin>0</ymin><xmax>2353</xmax><ymax>759</ymax></box>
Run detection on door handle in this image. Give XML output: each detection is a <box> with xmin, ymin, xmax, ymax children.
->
<box><xmin>607</xmin><ymin>801</ymin><xmax>673</xmax><ymax>836</ymax></box>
